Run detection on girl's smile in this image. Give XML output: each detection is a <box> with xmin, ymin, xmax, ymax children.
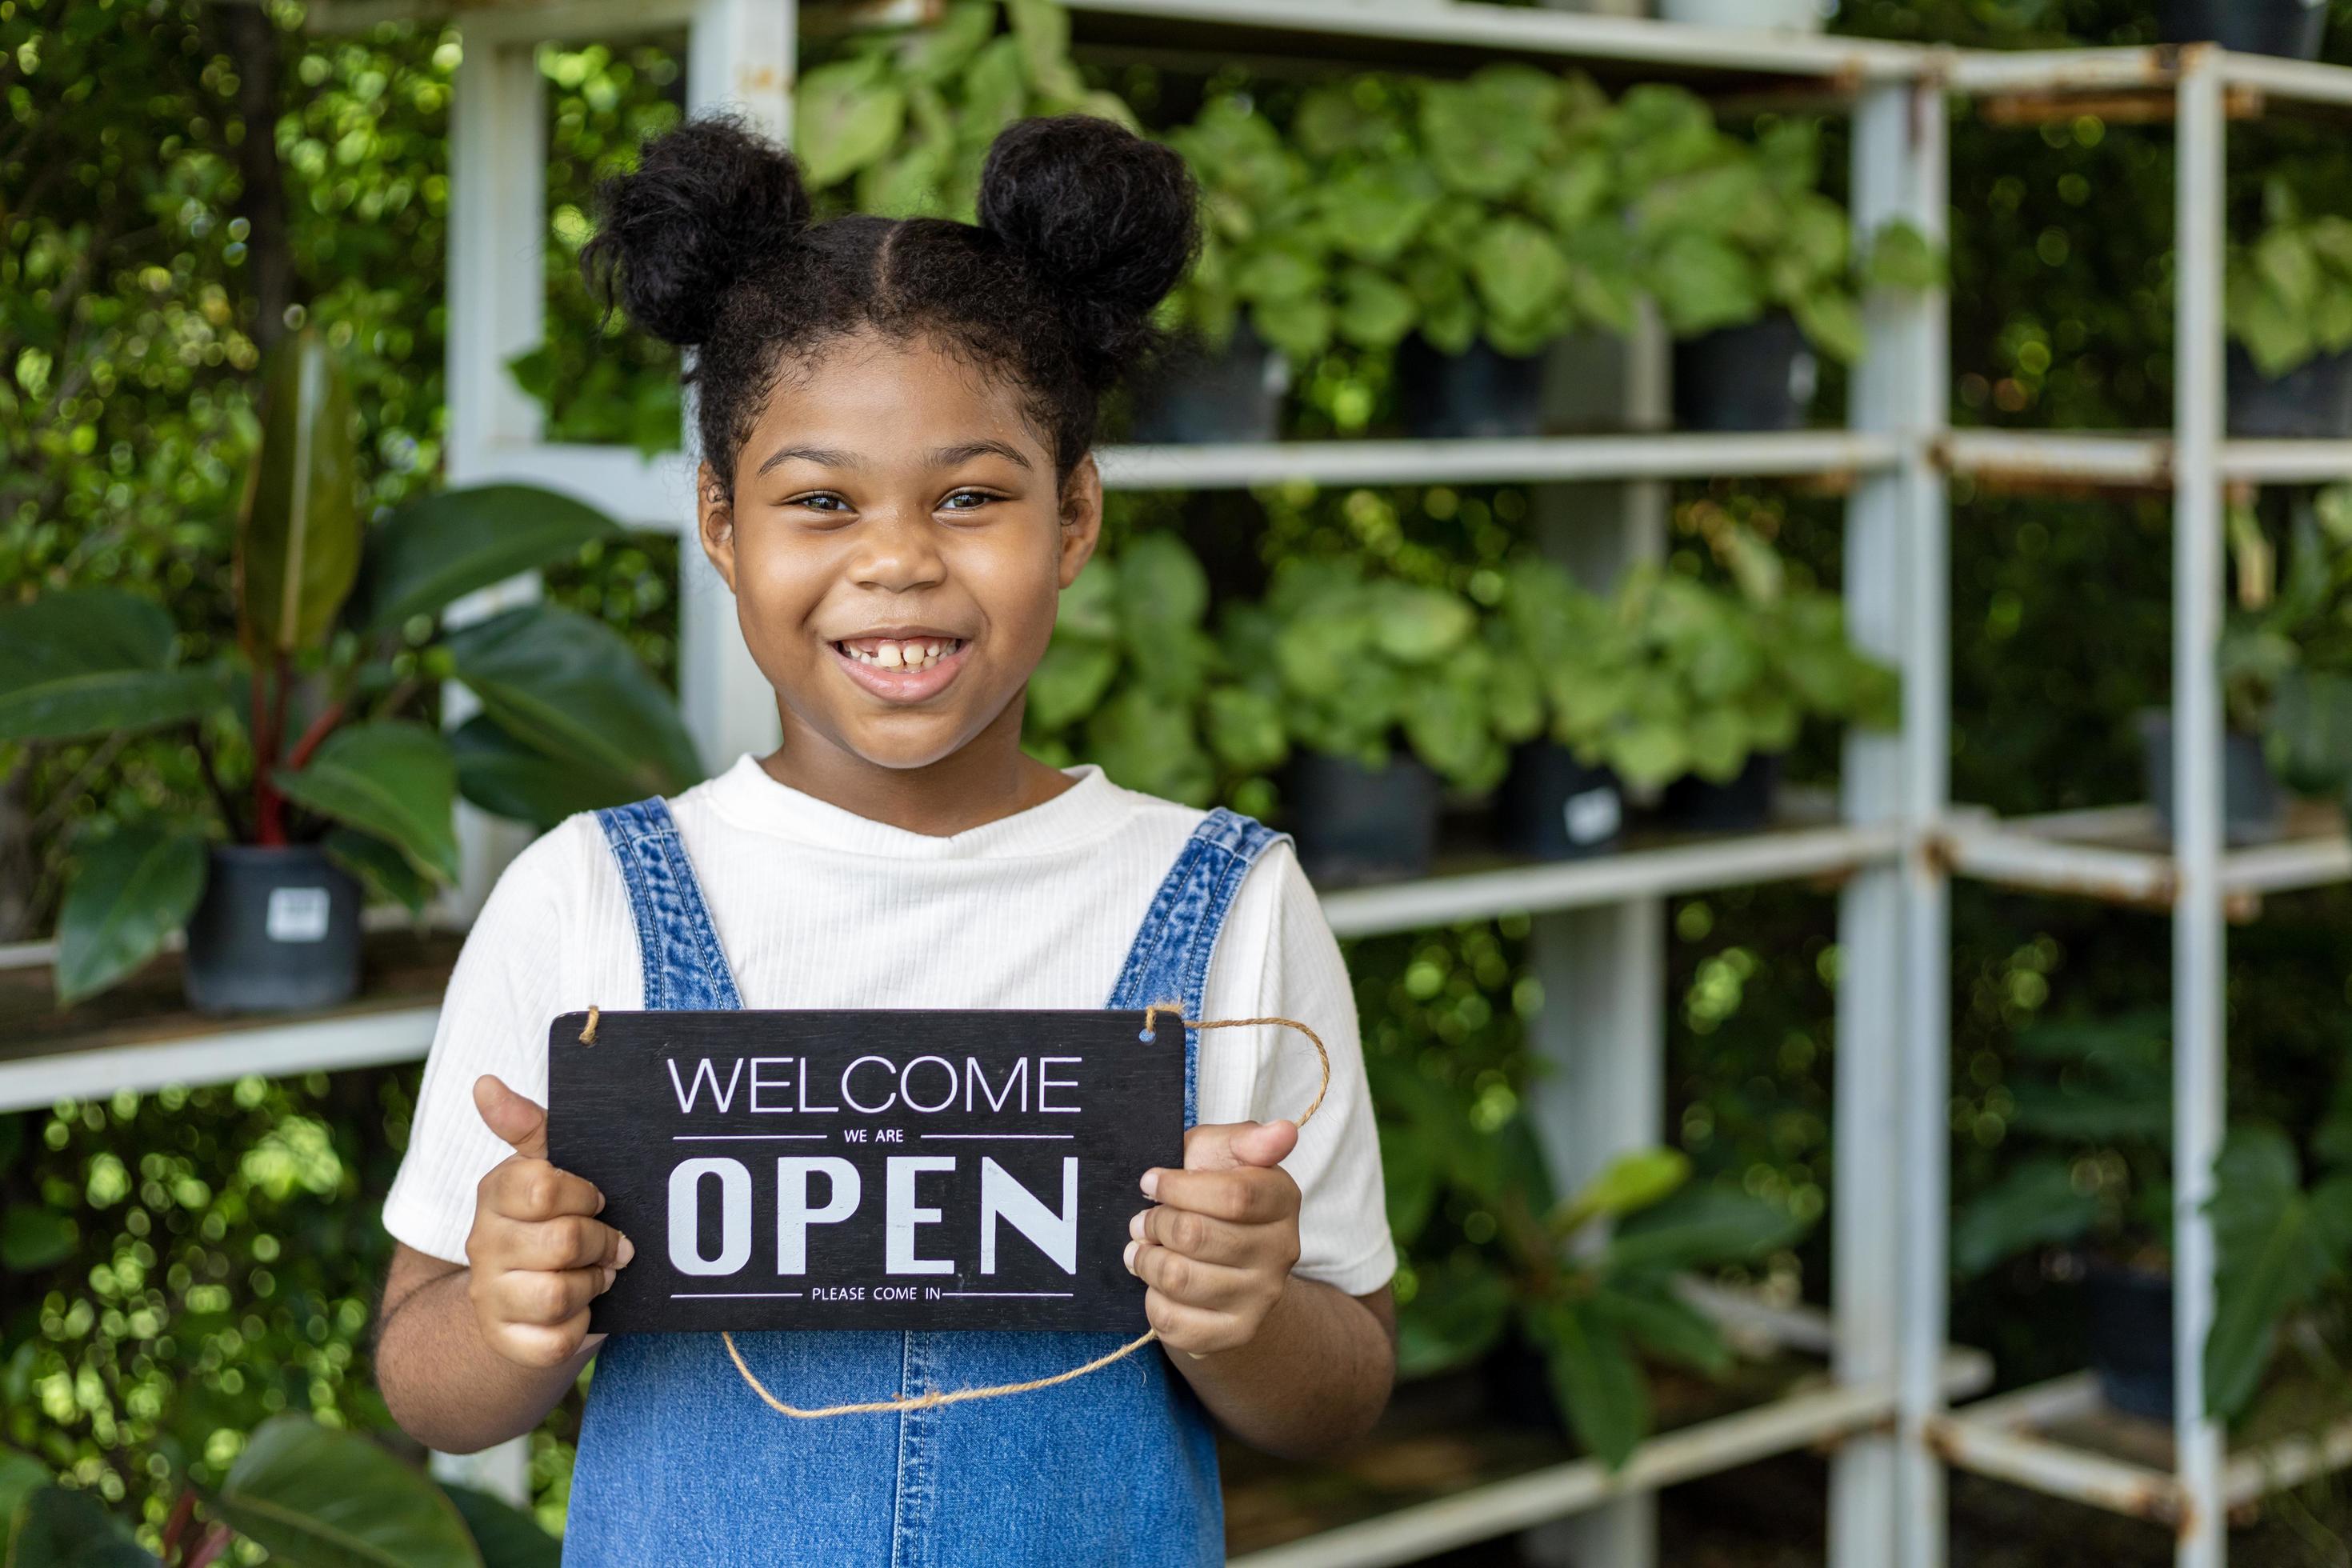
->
<box><xmin>828</xmin><ymin>629</ymin><xmax>974</xmax><ymax>704</ymax></box>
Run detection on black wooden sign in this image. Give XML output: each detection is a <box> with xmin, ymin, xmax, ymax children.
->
<box><xmin>546</xmin><ymin>1009</ymin><xmax>1183</xmax><ymax>1335</ymax></box>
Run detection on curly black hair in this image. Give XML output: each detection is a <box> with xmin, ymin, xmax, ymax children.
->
<box><xmin>582</xmin><ymin>112</ymin><xmax>1202</xmax><ymax>498</ymax></box>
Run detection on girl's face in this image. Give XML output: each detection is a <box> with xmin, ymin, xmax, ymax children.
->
<box><xmin>697</xmin><ymin>328</ymin><xmax>1100</xmax><ymax>775</ymax></box>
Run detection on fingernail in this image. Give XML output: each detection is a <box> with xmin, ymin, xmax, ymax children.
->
<box><xmin>1129</xmin><ymin>1210</ymin><xmax>1146</xmax><ymax>1241</ymax></box>
<box><xmin>616</xmin><ymin>1235</ymin><xmax>635</xmax><ymax>1267</ymax></box>
<box><xmin>1140</xmin><ymin>1170</ymin><xmax>1159</xmax><ymax>1198</ymax></box>
<box><xmin>1122</xmin><ymin>1240</ymin><xmax>1138</xmax><ymax>1273</ymax></box>
<box><xmin>601</xmin><ymin>1266</ymin><xmax>617</xmax><ymax>1294</ymax></box>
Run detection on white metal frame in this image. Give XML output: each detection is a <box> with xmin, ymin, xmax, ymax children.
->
<box><xmin>20</xmin><ymin>5</ymin><xmax>2352</xmax><ymax>1563</ymax></box>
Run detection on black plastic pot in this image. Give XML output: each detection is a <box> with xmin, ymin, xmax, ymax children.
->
<box><xmin>2138</xmin><ymin>711</ymin><xmax>2286</xmax><ymax>846</ymax></box>
<box><xmin>1285</xmin><ymin>750</ymin><xmax>1442</xmax><ymax>888</ymax></box>
<box><xmin>1497</xmin><ymin>742</ymin><xmax>1625</xmax><ymax>860</ymax></box>
<box><xmin>1660</xmin><ymin>752</ymin><xmax>1784</xmax><ymax>834</ymax></box>
<box><xmin>2226</xmin><ymin>343</ymin><xmax>2352</xmax><ymax>439</ymax></box>
<box><xmin>2084</xmin><ymin>1259</ymin><xmax>2174</xmax><ymax>1423</ymax></box>
<box><xmin>1673</xmin><ymin>314</ymin><xmax>1819</xmax><ymax>433</ymax></box>
<box><xmin>182</xmin><ymin>844</ymin><xmax>363</xmax><ymax>1014</ymax></box>
<box><xmin>1129</xmin><ymin>318</ymin><xmax>1290</xmax><ymax>444</ymax></box>
<box><xmin>2161</xmin><ymin>0</ymin><xmax>2326</xmax><ymax>58</ymax></box>
<box><xmin>1396</xmin><ymin>334</ymin><xmax>1548</xmax><ymax>439</ymax></box>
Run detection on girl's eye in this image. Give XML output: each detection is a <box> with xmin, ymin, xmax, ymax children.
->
<box><xmin>792</xmin><ymin>493</ymin><xmax>851</xmax><ymax>513</ymax></box>
<box><xmin>941</xmin><ymin>490</ymin><xmax>994</xmax><ymax>512</ymax></box>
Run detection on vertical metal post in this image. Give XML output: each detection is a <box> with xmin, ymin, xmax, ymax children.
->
<box><xmin>1521</xmin><ymin>318</ymin><xmax>1669</xmax><ymax>1568</ymax></box>
<box><xmin>676</xmin><ymin>0</ymin><xmax>796</xmax><ymax>774</ymax></box>
<box><xmin>2171</xmin><ymin>46</ymin><xmax>2229</xmax><ymax>1568</ymax></box>
<box><xmin>1840</xmin><ymin>75</ymin><xmax>1950</xmax><ymax>1568</ymax></box>
<box><xmin>442</xmin><ymin>37</ymin><xmax>549</xmax><ymax>925</ymax></box>
<box><xmin>429</xmin><ymin>31</ymin><xmax>552</xmax><ymax>1502</ymax></box>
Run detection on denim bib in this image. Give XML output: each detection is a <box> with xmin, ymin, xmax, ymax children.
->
<box><xmin>561</xmin><ymin>795</ymin><xmax>1286</xmax><ymax>1566</ymax></box>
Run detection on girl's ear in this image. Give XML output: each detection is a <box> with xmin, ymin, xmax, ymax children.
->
<box><xmin>1056</xmin><ymin>453</ymin><xmax>1104</xmax><ymax>590</ymax></box>
<box><xmin>696</xmin><ymin>462</ymin><xmax>738</xmax><ymax>590</ymax></box>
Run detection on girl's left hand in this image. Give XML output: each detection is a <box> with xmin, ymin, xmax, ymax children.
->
<box><xmin>1126</xmin><ymin>1120</ymin><xmax>1302</xmax><ymax>1356</ymax></box>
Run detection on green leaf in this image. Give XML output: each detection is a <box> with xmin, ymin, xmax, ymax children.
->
<box><xmin>216</xmin><ymin>1416</ymin><xmax>482</xmax><ymax>1568</ymax></box>
<box><xmin>446</xmin><ymin>716</ymin><xmax>642</xmax><ymax>830</ymax></box>
<box><xmin>1952</xmin><ymin>1157</ymin><xmax>2100</xmax><ymax>1278</ymax></box>
<box><xmin>2204</xmin><ymin>1123</ymin><xmax>2349</xmax><ymax>1421</ymax></box>
<box><xmin>1204</xmin><ymin>685</ymin><xmax>1288</xmax><ymax>773</ymax></box>
<box><xmin>274</xmin><ymin>721</ymin><xmax>459</xmax><ymax>885</ymax></box>
<box><xmin>352</xmin><ymin>486</ymin><xmax>622</xmax><ymax>635</ymax></box>
<box><xmin>1335</xmin><ymin>267</ymin><xmax>1418</xmax><ymax>351</ymax></box>
<box><xmin>1370</xmin><ymin>586</ymin><xmax>1475</xmax><ymax>662</ymax></box>
<box><xmin>1607</xmin><ymin>1185</ymin><xmax>1807</xmax><ymax>1276</ymax></box>
<box><xmin>1557</xmin><ymin>1147</ymin><xmax>1690</xmax><ymax>1234</ymax></box>
<box><xmin>1536</xmin><ymin>1301</ymin><xmax>1649</xmax><ymax>1469</ymax></box>
<box><xmin>442</xmin><ymin>1486</ymin><xmax>558</xmax><ymax>1568</ymax></box>
<box><xmin>239</xmin><ymin>328</ymin><xmax>362</xmax><ymax>655</ymax></box>
<box><xmin>322</xmin><ymin>828</ymin><xmax>434</xmax><ymax>916</ymax></box>
<box><xmin>442</xmin><ymin>604</ymin><xmax>705</xmax><ymax>800</ymax></box>
<box><xmin>2266</xmin><ymin>668</ymin><xmax>2352</xmax><ymax>798</ymax></box>
<box><xmin>0</xmin><ymin>590</ymin><xmax>222</xmax><ymax>742</ymax></box>
<box><xmin>1792</xmin><ymin>291</ymin><xmax>1866</xmax><ymax>365</ymax></box>
<box><xmin>1025</xmin><ymin>639</ymin><xmax>1120</xmax><ymax>734</ymax></box>
<box><xmin>1589</xmin><ymin>1284</ymin><xmax>1732</xmax><ymax>1376</ymax></box>
<box><xmin>54</xmin><ymin>826</ymin><xmax>208</xmax><ymax>1007</ymax></box>
<box><xmin>794</xmin><ymin>57</ymin><xmax>907</xmax><ymax>190</ymax></box>
<box><xmin>1470</xmin><ymin>218</ymin><xmax>1570</xmax><ymax>332</ymax></box>
<box><xmin>0</xmin><ymin>1206</ymin><xmax>76</xmax><ymax>1273</ymax></box>
<box><xmin>0</xmin><ymin>1450</ymin><xmax>49</xmax><ymax>1529</ymax></box>
<box><xmin>1649</xmin><ymin>234</ymin><xmax>1762</xmax><ymax>337</ymax></box>
<box><xmin>1114</xmin><ymin>533</ymin><xmax>1210</xmax><ymax>645</ymax></box>
<box><xmin>1864</xmin><ymin>219</ymin><xmax>1943</xmax><ymax>291</ymax></box>
<box><xmin>3</xmin><ymin>1486</ymin><xmax>158</xmax><ymax>1568</ymax></box>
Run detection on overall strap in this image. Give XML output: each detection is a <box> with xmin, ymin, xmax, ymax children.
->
<box><xmin>594</xmin><ymin>797</ymin><xmax>745</xmax><ymax>1012</ymax></box>
<box><xmin>1106</xmin><ymin>806</ymin><xmax>1291</xmax><ymax>1125</ymax></box>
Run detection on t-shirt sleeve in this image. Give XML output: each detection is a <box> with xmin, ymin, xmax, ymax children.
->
<box><xmin>1202</xmin><ymin>840</ymin><xmax>1396</xmax><ymax>1298</ymax></box>
<box><xmin>380</xmin><ymin>819</ymin><xmax>591</xmax><ymax>1265</ymax></box>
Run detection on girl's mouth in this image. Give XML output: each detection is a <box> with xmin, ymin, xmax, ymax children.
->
<box><xmin>829</xmin><ymin>634</ymin><xmax>970</xmax><ymax>704</ymax></box>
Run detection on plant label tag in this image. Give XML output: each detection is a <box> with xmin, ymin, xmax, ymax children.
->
<box><xmin>546</xmin><ymin>1008</ymin><xmax>1184</xmax><ymax>1334</ymax></box>
<box><xmin>266</xmin><ymin>886</ymin><xmax>331</xmax><ymax>942</ymax></box>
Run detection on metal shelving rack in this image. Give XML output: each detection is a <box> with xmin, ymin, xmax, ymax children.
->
<box><xmin>14</xmin><ymin>3</ymin><xmax>2352</xmax><ymax>1563</ymax></box>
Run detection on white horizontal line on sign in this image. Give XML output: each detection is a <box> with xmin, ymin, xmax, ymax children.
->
<box><xmin>938</xmin><ymin>1292</ymin><xmax>1073</xmax><ymax>1298</ymax></box>
<box><xmin>670</xmin><ymin>1292</ymin><xmax>807</xmax><ymax>1299</ymax></box>
<box><xmin>918</xmin><ymin>1134</ymin><xmax>1075</xmax><ymax>1140</ymax></box>
<box><xmin>670</xmin><ymin>1134</ymin><xmax>830</xmax><ymax>1141</ymax></box>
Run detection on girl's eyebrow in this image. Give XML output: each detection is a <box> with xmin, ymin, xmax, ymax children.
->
<box><xmin>926</xmin><ymin>439</ymin><xmax>1032</xmax><ymax>472</ymax></box>
<box><xmin>758</xmin><ymin>444</ymin><xmax>862</xmax><ymax>476</ymax></box>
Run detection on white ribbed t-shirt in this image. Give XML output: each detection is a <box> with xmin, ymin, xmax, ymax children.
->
<box><xmin>382</xmin><ymin>754</ymin><xmax>1397</xmax><ymax>1298</ymax></box>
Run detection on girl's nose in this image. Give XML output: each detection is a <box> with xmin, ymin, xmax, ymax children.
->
<box><xmin>846</xmin><ymin>506</ymin><xmax>948</xmax><ymax>592</ymax></box>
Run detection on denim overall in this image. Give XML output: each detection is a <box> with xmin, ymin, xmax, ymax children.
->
<box><xmin>562</xmin><ymin>794</ymin><xmax>1288</xmax><ymax>1566</ymax></box>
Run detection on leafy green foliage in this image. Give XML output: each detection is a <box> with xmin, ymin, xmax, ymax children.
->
<box><xmin>272</xmin><ymin>722</ymin><xmax>461</xmax><ymax>885</ymax></box>
<box><xmin>214</xmin><ymin>1414</ymin><xmax>482</xmax><ymax>1567</ymax></box>
<box><xmin>52</xmin><ymin>826</ymin><xmax>209</xmax><ymax>1008</ymax></box>
<box><xmin>2226</xmin><ymin>183</ymin><xmax>2352</xmax><ymax>377</ymax></box>
<box><xmin>0</xmin><ymin>594</ymin><xmax>222</xmax><ymax>743</ymax></box>
<box><xmin>238</xmin><ymin>330</ymin><xmax>363</xmax><ymax>658</ymax></box>
<box><xmin>2206</xmin><ymin>1120</ymin><xmax>2352</xmax><ymax>1423</ymax></box>
<box><xmin>1499</xmin><ymin>534</ymin><xmax>1896</xmax><ymax>790</ymax></box>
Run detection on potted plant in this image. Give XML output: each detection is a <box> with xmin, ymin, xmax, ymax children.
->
<box><xmin>1219</xmin><ymin>558</ymin><xmax>1542</xmax><ymax>886</ymax></box>
<box><xmin>2150</xmin><ymin>488</ymin><xmax>2352</xmax><ymax>842</ymax></box>
<box><xmin>2223</xmin><ymin>192</ymin><xmax>2352</xmax><ymax>438</ymax></box>
<box><xmin>2161</xmin><ymin>0</ymin><xmax>2328</xmax><ymax>60</ymax></box>
<box><xmin>1143</xmin><ymin>94</ymin><xmax>1320</xmax><ymax>442</ymax></box>
<box><xmin>1956</xmin><ymin>1010</ymin><xmax>2352</xmax><ymax>1426</ymax></box>
<box><xmin>1392</xmin><ymin>1130</ymin><xmax>1811</xmax><ymax>1468</ymax></box>
<box><xmin>1283</xmin><ymin>66</ymin><xmax>1635</xmax><ymax>439</ymax></box>
<box><xmin>1621</xmin><ymin>105</ymin><xmax>1902</xmax><ymax>432</ymax></box>
<box><xmin>1022</xmin><ymin>531</ymin><xmax>1286</xmax><ymax>806</ymax></box>
<box><xmin>1</xmin><ymin>1414</ymin><xmax>558</xmax><ymax>1567</ymax></box>
<box><xmin>1952</xmin><ymin>1011</ymin><xmax>2176</xmax><ymax>1418</ymax></box>
<box><xmin>0</xmin><ymin>330</ymin><xmax>702</xmax><ymax>1013</ymax></box>
<box><xmin>1527</xmin><ymin>531</ymin><xmax>1897</xmax><ymax>833</ymax></box>
<box><xmin>1491</xmin><ymin>560</ymin><xmax>1626</xmax><ymax>859</ymax></box>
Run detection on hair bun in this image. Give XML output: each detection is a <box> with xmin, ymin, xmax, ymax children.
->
<box><xmin>583</xmin><ymin>114</ymin><xmax>811</xmax><ymax>348</ymax></box>
<box><xmin>976</xmin><ymin>115</ymin><xmax>1201</xmax><ymax>382</ymax></box>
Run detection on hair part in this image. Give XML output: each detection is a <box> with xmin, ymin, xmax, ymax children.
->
<box><xmin>582</xmin><ymin>113</ymin><xmax>1202</xmax><ymax>499</ymax></box>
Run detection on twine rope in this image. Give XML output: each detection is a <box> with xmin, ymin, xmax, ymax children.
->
<box><xmin>699</xmin><ymin>1005</ymin><xmax>1331</xmax><ymax>1419</ymax></box>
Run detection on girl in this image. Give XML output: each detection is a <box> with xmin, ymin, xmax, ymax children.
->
<box><xmin>374</xmin><ymin>113</ymin><xmax>1396</xmax><ymax>1563</ymax></box>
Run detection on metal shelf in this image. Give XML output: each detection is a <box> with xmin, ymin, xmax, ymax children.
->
<box><xmin>1932</xmin><ymin>1373</ymin><xmax>2352</xmax><ymax>1526</ymax></box>
<box><xmin>1321</xmin><ymin>820</ymin><xmax>1899</xmax><ymax>940</ymax></box>
<box><xmin>1942</xmin><ymin>430</ymin><xmax>2352</xmax><ymax>490</ymax></box>
<box><xmin>458</xmin><ymin>431</ymin><xmax>1902</xmax><ymax>531</ymax></box>
<box><xmin>0</xmin><ymin>1006</ymin><xmax>441</xmax><ymax>1115</ymax></box>
<box><xmin>1934</xmin><ymin>803</ymin><xmax>2352</xmax><ymax>915</ymax></box>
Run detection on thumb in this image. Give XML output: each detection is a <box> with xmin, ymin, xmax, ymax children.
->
<box><xmin>1182</xmin><ymin>1119</ymin><xmax>1299</xmax><ymax>1172</ymax></box>
<box><xmin>474</xmin><ymin>1074</ymin><xmax>549</xmax><ymax>1162</ymax></box>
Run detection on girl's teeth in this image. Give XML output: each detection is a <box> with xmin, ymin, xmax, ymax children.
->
<box><xmin>844</xmin><ymin>638</ymin><xmax>959</xmax><ymax>672</ymax></box>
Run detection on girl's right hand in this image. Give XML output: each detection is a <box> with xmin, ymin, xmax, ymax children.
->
<box><xmin>465</xmin><ymin>1074</ymin><xmax>634</xmax><ymax>1369</ymax></box>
